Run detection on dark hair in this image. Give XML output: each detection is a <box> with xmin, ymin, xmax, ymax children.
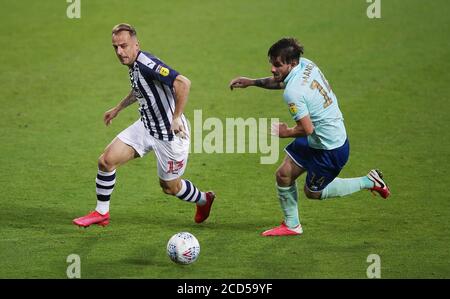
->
<box><xmin>112</xmin><ymin>23</ymin><xmax>137</xmax><ymax>37</ymax></box>
<box><xmin>268</xmin><ymin>37</ymin><xmax>304</xmax><ymax>64</ymax></box>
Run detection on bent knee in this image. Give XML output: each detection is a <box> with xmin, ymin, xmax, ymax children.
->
<box><xmin>160</xmin><ymin>181</ymin><xmax>180</xmax><ymax>196</ymax></box>
<box><xmin>161</xmin><ymin>186</ymin><xmax>178</xmax><ymax>196</ymax></box>
<box><xmin>276</xmin><ymin>169</ymin><xmax>292</xmax><ymax>186</ymax></box>
<box><xmin>98</xmin><ymin>154</ymin><xmax>116</xmax><ymax>172</ymax></box>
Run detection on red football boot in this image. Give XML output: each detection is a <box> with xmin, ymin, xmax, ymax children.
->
<box><xmin>261</xmin><ymin>222</ymin><xmax>303</xmax><ymax>237</ymax></box>
<box><xmin>195</xmin><ymin>192</ymin><xmax>215</xmax><ymax>223</ymax></box>
<box><xmin>73</xmin><ymin>211</ymin><xmax>110</xmax><ymax>227</ymax></box>
<box><xmin>367</xmin><ymin>169</ymin><xmax>391</xmax><ymax>199</ymax></box>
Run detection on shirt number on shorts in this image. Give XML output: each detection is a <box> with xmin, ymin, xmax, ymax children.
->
<box><xmin>167</xmin><ymin>160</ymin><xmax>184</xmax><ymax>174</ymax></box>
<box><xmin>309</xmin><ymin>172</ymin><xmax>326</xmax><ymax>189</ymax></box>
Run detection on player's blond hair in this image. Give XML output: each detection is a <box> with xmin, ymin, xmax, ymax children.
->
<box><xmin>112</xmin><ymin>23</ymin><xmax>137</xmax><ymax>37</ymax></box>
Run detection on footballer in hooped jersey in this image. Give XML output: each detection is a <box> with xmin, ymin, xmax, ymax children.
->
<box><xmin>229</xmin><ymin>37</ymin><xmax>390</xmax><ymax>236</ymax></box>
<box><xmin>73</xmin><ymin>24</ymin><xmax>215</xmax><ymax>227</ymax></box>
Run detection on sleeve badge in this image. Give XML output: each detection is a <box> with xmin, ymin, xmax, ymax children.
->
<box><xmin>158</xmin><ymin>66</ymin><xmax>170</xmax><ymax>77</ymax></box>
<box><xmin>288</xmin><ymin>103</ymin><xmax>298</xmax><ymax>116</ymax></box>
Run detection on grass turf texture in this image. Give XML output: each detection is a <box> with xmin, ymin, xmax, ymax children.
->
<box><xmin>0</xmin><ymin>0</ymin><xmax>449</xmax><ymax>278</ymax></box>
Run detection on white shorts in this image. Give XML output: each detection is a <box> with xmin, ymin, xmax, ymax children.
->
<box><xmin>117</xmin><ymin>120</ymin><xmax>190</xmax><ymax>181</ymax></box>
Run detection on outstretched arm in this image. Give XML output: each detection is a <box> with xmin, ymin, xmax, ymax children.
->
<box><xmin>229</xmin><ymin>76</ymin><xmax>285</xmax><ymax>90</ymax></box>
<box><xmin>104</xmin><ymin>90</ymin><xmax>137</xmax><ymax>126</ymax></box>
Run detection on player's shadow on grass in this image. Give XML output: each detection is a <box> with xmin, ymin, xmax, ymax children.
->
<box><xmin>121</xmin><ymin>257</ymin><xmax>154</xmax><ymax>266</ymax></box>
<box><xmin>116</xmin><ymin>211</ymin><xmax>268</xmax><ymax>233</ymax></box>
<box><xmin>117</xmin><ymin>245</ymin><xmax>171</xmax><ymax>270</ymax></box>
<box><xmin>0</xmin><ymin>201</ymin><xmax>81</xmax><ymax>228</ymax></box>
<box><xmin>102</xmin><ymin>210</ymin><xmax>291</xmax><ymax>237</ymax></box>
<box><xmin>120</xmin><ymin>247</ymin><xmax>160</xmax><ymax>266</ymax></box>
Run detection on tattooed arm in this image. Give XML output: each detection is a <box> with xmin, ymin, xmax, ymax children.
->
<box><xmin>104</xmin><ymin>89</ymin><xmax>137</xmax><ymax>126</ymax></box>
<box><xmin>229</xmin><ymin>76</ymin><xmax>285</xmax><ymax>90</ymax></box>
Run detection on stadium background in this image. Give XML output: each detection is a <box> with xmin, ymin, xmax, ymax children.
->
<box><xmin>0</xmin><ymin>0</ymin><xmax>449</xmax><ymax>278</ymax></box>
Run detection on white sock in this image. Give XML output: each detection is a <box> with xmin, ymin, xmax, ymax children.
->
<box><xmin>96</xmin><ymin>200</ymin><xmax>110</xmax><ymax>215</ymax></box>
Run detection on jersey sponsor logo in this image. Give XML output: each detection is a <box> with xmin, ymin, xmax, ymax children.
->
<box><xmin>157</xmin><ymin>65</ymin><xmax>170</xmax><ymax>77</ymax></box>
<box><xmin>288</xmin><ymin>103</ymin><xmax>298</xmax><ymax>115</ymax></box>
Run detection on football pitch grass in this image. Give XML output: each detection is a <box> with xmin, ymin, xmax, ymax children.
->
<box><xmin>0</xmin><ymin>0</ymin><xmax>449</xmax><ymax>279</ymax></box>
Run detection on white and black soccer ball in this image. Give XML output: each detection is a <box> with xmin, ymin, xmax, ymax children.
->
<box><xmin>166</xmin><ymin>232</ymin><xmax>200</xmax><ymax>265</ymax></box>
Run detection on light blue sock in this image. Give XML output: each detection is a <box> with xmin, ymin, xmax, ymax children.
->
<box><xmin>277</xmin><ymin>183</ymin><xmax>300</xmax><ymax>228</ymax></box>
<box><xmin>320</xmin><ymin>176</ymin><xmax>374</xmax><ymax>199</ymax></box>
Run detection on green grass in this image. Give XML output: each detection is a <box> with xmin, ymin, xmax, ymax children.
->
<box><xmin>0</xmin><ymin>0</ymin><xmax>449</xmax><ymax>278</ymax></box>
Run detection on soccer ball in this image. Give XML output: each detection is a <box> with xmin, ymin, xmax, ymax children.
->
<box><xmin>166</xmin><ymin>232</ymin><xmax>200</xmax><ymax>265</ymax></box>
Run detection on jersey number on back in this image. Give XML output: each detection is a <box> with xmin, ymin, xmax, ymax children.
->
<box><xmin>310</xmin><ymin>79</ymin><xmax>333</xmax><ymax>108</ymax></box>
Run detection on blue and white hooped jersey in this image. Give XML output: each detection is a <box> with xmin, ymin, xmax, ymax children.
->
<box><xmin>283</xmin><ymin>57</ymin><xmax>347</xmax><ymax>150</ymax></box>
<box><xmin>129</xmin><ymin>51</ymin><xmax>188</xmax><ymax>141</ymax></box>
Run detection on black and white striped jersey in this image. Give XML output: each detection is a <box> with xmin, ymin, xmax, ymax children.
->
<box><xmin>129</xmin><ymin>51</ymin><xmax>187</xmax><ymax>141</ymax></box>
